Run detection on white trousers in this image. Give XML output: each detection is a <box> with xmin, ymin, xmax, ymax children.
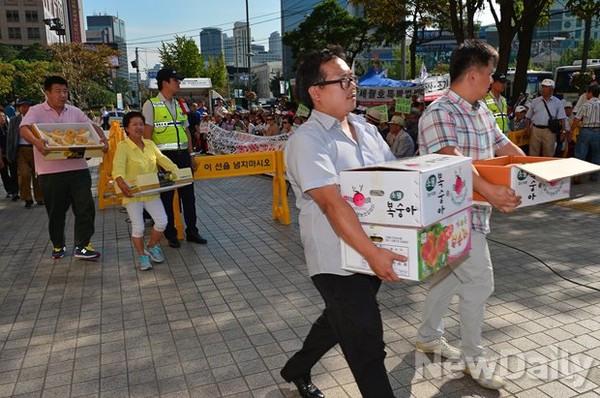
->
<box><xmin>417</xmin><ymin>230</ymin><xmax>494</xmax><ymax>359</ymax></box>
<box><xmin>125</xmin><ymin>198</ymin><xmax>168</xmax><ymax>238</ymax></box>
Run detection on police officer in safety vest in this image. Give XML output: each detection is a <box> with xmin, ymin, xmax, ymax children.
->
<box><xmin>484</xmin><ymin>72</ymin><xmax>509</xmax><ymax>134</ymax></box>
<box><xmin>142</xmin><ymin>67</ymin><xmax>208</xmax><ymax>248</ymax></box>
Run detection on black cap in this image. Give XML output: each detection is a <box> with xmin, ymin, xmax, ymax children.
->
<box><xmin>492</xmin><ymin>72</ymin><xmax>507</xmax><ymax>82</ymax></box>
<box><xmin>156</xmin><ymin>67</ymin><xmax>184</xmax><ymax>83</ymax></box>
<box><xmin>16</xmin><ymin>98</ymin><xmax>32</xmax><ymax>106</ymax></box>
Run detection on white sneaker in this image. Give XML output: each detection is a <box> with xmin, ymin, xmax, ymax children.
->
<box><xmin>415</xmin><ymin>337</ymin><xmax>461</xmax><ymax>360</ymax></box>
<box><xmin>463</xmin><ymin>364</ymin><xmax>506</xmax><ymax>390</ymax></box>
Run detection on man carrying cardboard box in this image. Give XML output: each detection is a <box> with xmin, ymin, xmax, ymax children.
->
<box><xmin>417</xmin><ymin>40</ymin><xmax>526</xmax><ymax>390</ymax></box>
<box><xmin>281</xmin><ymin>45</ymin><xmax>406</xmax><ymax>398</ymax></box>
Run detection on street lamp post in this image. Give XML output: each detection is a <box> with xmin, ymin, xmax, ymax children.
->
<box><xmin>245</xmin><ymin>0</ymin><xmax>252</xmax><ymax>92</ymax></box>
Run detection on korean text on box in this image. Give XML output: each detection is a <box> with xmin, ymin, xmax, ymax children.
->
<box><xmin>340</xmin><ymin>154</ymin><xmax>472</xmax><ymax>227</ymax></box>
<box><xmin>341</xmin><ymin>208</ymin><xmax>472</xmax><ymax>281</ymax></box>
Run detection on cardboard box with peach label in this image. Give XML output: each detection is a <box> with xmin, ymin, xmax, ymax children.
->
<box><xmin>341</xmin><ymin>208</ymin><xmax>472</xmax><ymax>281</ymax></box>
<box><xmin>473</xmin><ymin>156</ymin><xmax>600</xmax><ymax>207</ymax></box>
<box><xmin>340</xmin><ymin>154</ymin><xmax>472</xmax><ymax>227</ymax></box>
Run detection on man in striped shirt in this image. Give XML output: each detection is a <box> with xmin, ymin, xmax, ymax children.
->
<box><xmin>573</xmin><ymin>84</ymin><xmax>600</xmax><ymax>182</ymax></box>
<box><xmin>416</xmin><ymin>40</ymin><xmax>525</xmax><ymax>390</ymax></box>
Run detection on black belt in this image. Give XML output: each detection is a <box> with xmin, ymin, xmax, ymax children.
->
<box><xmin>533</xmin><ymin>124</ymin><xmax>549</xmax><ymax>128</ymax></box>
<box><xmin>581</xmin><ymin>126</ymin><xmax>600</xmax><ymax>129</ymax></box>
<box><xmin>19</xmin><ymin>144</ymin><xmax>33</xmax><ymax>147</ymax></box>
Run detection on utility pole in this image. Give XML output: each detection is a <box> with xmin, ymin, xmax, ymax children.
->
<box><xmin>245</xmin><ymin>0</ymin><xmax>252</xmax><ymax>92</ymax></box>
<box><xmin>136</xmin><ymin>47</ymin><xmax>141</xmax><ymax>107</ymax></box>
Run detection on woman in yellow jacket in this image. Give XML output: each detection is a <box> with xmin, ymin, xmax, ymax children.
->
<box><xmin>113</xmin><ymin>111</ymin><xmax>178</xmax><ymax>270</ymax></box>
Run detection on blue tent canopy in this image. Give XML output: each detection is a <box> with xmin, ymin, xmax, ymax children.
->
<box><xmin>358</xmin><ymin>67</ymin><xmax>419</xmax><ymax>88</ymax></box>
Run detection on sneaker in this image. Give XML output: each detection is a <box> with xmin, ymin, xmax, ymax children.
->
<box><xmin>74</xmin><ymin>244</ymin><xmax>101</xmax><ymax>260</ymax></box>
<box><xmin>138</xmin><ymin>254</ymin><xmax>152</xmax><ymax>271</ymax></box>
<box><xmin>463</xmin><ymin>363</ymin><xmax>506</xmax><ymax>390</ymax></box>
<box><xmin>144</xmin><ymin>245</ymin><xmax>164</xmax><ymax>263</ymax></box>
<box><xmin>415</xmin><ymin>337</ymin><xmax>461</xmax><ymax>360</ymax></box>
<box><xmin>24</xmin><ymin>200</ymin><xmax>33</xmax><ymax>208</ymax></box>
<box><xmin>52</xmin><ymin>246</ymin><xmax>66</xmax><ymax>259</ymax></box>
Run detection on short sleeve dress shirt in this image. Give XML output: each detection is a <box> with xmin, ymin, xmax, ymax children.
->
<box><xmin>418</xmin><ymin>89</ymin><xmax>510</xmax><ymax>234</ymax></box>
<box><xmin>285</xmin><ymin>110</ymin><xmax>396</xmax><ymax>277</ymax></box>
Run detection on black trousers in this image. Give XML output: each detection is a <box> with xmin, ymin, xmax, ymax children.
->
<box><xmin>160</xmin><ymin>150</ymin><xmax>198</xmax><ymax>240</ymax></box>
<box><xmin>0</xmin><ymin>155</ymin><xmax>18</xmax><ymax>196</ymax></box>
<box><xmin>39</xmin><ymin>169</ymin><xmax>95</xmax><ymax>248</ymax></box>
<box><xmin>281</xmin><ymin>273</ymin><xmax>395</xmax><ymax>398</ymax></box>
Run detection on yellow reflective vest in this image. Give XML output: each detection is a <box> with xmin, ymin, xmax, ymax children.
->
<box><xmin>484</xmin><ymin>92</ymin><xmax>508</xmax><ymax>133</ymax></box>
<box><xmin>150</xmin><ymin>97</ymin><xmax>188</xmax><ymax>150</ymax></box>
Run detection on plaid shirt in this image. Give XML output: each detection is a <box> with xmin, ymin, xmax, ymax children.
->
<box><xmin>418</xmin><ymin>89</ymin><xmax>510</xmax><ymax>233</ymax></box>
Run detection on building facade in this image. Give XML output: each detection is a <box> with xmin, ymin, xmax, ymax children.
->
<box><xmin>269</xmin><ymin>31</ymin><xmax>281</xmax><ymax>57</ymax></box>
<box><xmin>0</xmin><ymin>0</ymin><xmax>83</xmax><ymax>48</ymax></box>
<box><xmin>233</xmin><ymin>21</ymin><xmax>251</xmax><ymax>69</ymax></box>
<box><xmin>200</xmin><ymin>27</ymin><xmax>223</xmax><ymax>59</ymax></box>
<box><xmin>85</xmin><ymin>14</ymin><xmax>129</xmax><ymax>81</ymax></box>
<box><xmin>253</xmin><ymin>61</ymin><xmax>282</xmax><ymax>99</ymax></box>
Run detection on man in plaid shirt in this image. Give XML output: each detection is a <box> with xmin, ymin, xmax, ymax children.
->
<box><xmin>416</xmin><ymin>40</ymin><xmax>526</xmax><ymax>390</ymax></box>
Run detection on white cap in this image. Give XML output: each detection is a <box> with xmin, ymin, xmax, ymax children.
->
<box><xmin>562</xmin><ymin>100</ymin><xmax>573</xmax><ymax>108</ymax></box>
<box><xmin>515</xmin><ymin>105</ymin><xmax>527</xmax><ymax>113</ymax></box>
<box><xmin>541</xmin><ymin>79</ymin><xmax>555</xmax><ymax>88</ymax></box>
<box><xmin>388</xmin><ymin>115</ymin><xmax>405</xmax><ymax>126</ymax></box>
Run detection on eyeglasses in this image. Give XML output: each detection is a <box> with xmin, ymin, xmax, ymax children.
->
<box><xmin>312</xmin><ymin>75</ymin><xmax>357</xmax><ymax>90</ymax></box>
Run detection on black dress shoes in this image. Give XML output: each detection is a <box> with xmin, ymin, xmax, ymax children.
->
<box><xmin>186</xmin><ymin>233</ymin><xmax>207</xmax><ymax>244</ymax></box>
<box><xmin>167</xmin><ymin>238</ymin><xmax>181</xmax><ymax>248</ymax></box>
<box><xmin>290</xmin><ymin>377</ymin><xmax>324</xmax><ymax>398</ymax></box>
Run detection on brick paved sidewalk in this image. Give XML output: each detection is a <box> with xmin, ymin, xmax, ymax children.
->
<box><xmin>0</xmin><ymin>165</ymin><xmax>599</xmax><ymax>397</ymax></box>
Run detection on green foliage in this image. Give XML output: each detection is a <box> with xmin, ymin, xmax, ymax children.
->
<box><xmin>10</xmin><ymin>60</ymin><xmax>55</xmax><ymax>103</ymax></box>
<box><xmin>50</xmin><ymin>43</ymin><xmax>120</xmax><ymax>108</ymax></box>
<box><xmin>207</xmin><ymin>54</ymin><xmax>227</xmax><ymax>93</ymax></box>
<box><xmin>282</xmin><ymin>0</ymin><xmax>372</xmax><ymax>68</ymax></box>
<box><xmin>0</xmin><ymin>63</ymin><xmax>17</xmax><ymax>98</ymax></box>
<box><xmin>159</xmin><ymin>35</ymin><xmax>205</xmax><ymax>78</ymax></box>
<box><xmin>18</xmin><ymin>44</ymin><xmax>52</xmax><ymax>62</ymax></box>
<box><xmin>0</xmin><ymin>44</ymin><xmax>19</xmax><ymax>62</ymax></box>
<box><xmin>565</xmin><ymin>0</ymin><xmax>600</xmax><ymax>18</ymax></box>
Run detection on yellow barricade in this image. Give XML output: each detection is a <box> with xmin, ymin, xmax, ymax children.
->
<box><xmin>98</xmin><ymin>121</ymin><xmax>125</xmax><ymax>209</ymax></box>
<box><xmin>99</xmin><ymin>147</ymin><xmax>291</xmax><ymax>239</ymax></box>
<box><xmin>507</xmin><ymin>128</ymin><xmax>530</xmax><ymax>147</ymax></box>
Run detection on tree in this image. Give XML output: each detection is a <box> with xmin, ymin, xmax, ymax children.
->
<box><xmin>566</xmin><ymin>0</ymin><xmax>600</xmax><ymax>92</ymax></box>
<box><xmin>512</xmin><ymin>1</ymin><xmax>553</xmax><ymax>100</ymax></box>
<box><xmin>282</xmin><ymin>0</ymin><xmax>372</xmax><ymax>68</ymax></box>
<box><xmin>18</xmin><ymin>43</ymin><xmax>52</xmax><ymax>62</ymax></box>
<box><xmin>0</xmin><ymin>44</ymin><xmax>19</xmax><ymax>62</ymax></box>
<box><xmin>50</xmin><ymin>43</ymin><xmax>119</xmax><ymax>108</ymax></box>
<box><xmin>207</xmin><ymin>54</ymin><xmax>227</xmax><ymax>94</ymax></box>
<box><xmin>10</xmin><ymin>60</ymin><xmax>55</xmax><ymax>103</ymax></box>
<box><xmin>159</xmin><ymin>35</ymin><xmax>205</xmax><ymax>78</ymax></box>
<box><xmin>269</xmin><ymin>71</ymin><xmax>284</xmax><ymax>98</ymax></box>
<box><xmin>0</xmin><ymin>63</ymin><xmax>16</xmax><ymax>100</ymax></box>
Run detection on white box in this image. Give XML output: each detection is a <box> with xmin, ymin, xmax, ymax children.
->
<box><xmin>114</xmin><ymin>168</ymin><xmax>193</xmax><ymax>197</ymax></box>
<box><xmin>473</xmin><ymin>156</ymin><xmax>600</xmax><ymax>207</ymax></box>
<box><xmin>340</xmin><ymin>154</ymin><xmax>472</xmax><ymax>227</ymax></box>
<box><xmin>341</xmin><ymin>208</ymin><xmax>472</xmax><ymax>281</ymax></box>
<box><xmin>32</xmin><ymin>122</ymin><xmax>104</xmax><ymax>160</ymax></box>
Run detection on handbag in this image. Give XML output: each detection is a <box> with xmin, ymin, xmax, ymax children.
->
<box><xmin>542</xmin><ymin>100</ymin><xmax>563</xmax><ymax>137</ymax></box>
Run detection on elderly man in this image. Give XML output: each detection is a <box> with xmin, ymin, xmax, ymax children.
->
<box><xmin>573</xmin><ymin>84</ymin><xmax>600</xmax><ymax>182</ymax></box>
<box><xmin>525</xmin><ymin>79</ymin><xmax>567</xmax><ymax>157</ymax></box>
<box><xmin>6</xmin><ymin>99</ymin><xmax>43</xmax><ymax>208</ymax></box>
